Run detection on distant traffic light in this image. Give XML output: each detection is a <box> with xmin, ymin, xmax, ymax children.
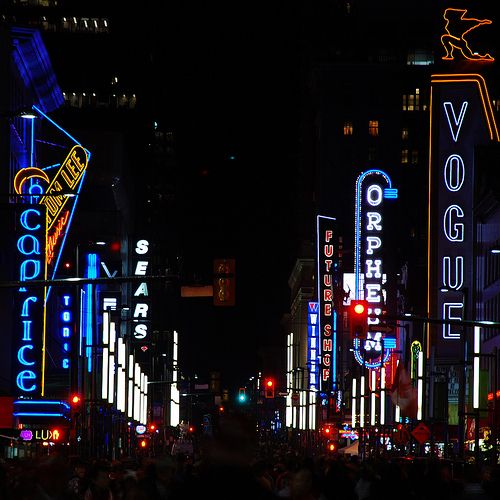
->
<box><xmin>149</xmin><ymin>423</ymin><xmax>157</xmax><ymax>433</ymax></box>
<box><xmin>322</xmin><ymin>425</ymin><xmax>333</xmax><ymax>438</ymax></box>
<box><xmin>326</xmin><ymin>440</ymin><xmax>338</xmax><ymax>453</ymax></box>
<box><xmin>238</xmin><ymin>387</ymin><xmax>247</xmax><ymax>403</ymax></box>
<box><xmin>349</xmin><ymin>300</ymin><xmax>368</xmax><ymax>338</ymax></box>
<box><xmin>264</xmin><ymin>378</ymin><xmax>275</xmax><ymax>398</ymax></box>
<box><xmin>139</xmin><ymin>438</ymin><xmax>148</xmax><ymax>449</ymax></box>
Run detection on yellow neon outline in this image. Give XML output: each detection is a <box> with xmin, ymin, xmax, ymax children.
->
<box><xmin>431</xmin><ymin>74</ymin><xmax>499</xmax><ymax>141</ymax></box>
<box><xmin>427</xmin><ymin>73</ymin><xmax>500</xmax><ymax>359</ymax></box>
<box><xmin>40</xmin><ymin>145</ymin><xmax>88</xmax><ymax>231</ymax></box>
<box><xmin>441</xmin><ymin>8</ymin><xmax>494</xmax><ymax>62</ymax></box>
<box><xmin>13</xmin><ymin>167</ymin><xmax>50</xmax><ymax>195</ymax></box>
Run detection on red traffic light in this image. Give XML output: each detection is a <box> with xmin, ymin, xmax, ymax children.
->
<box><xmin>264</xmin><ymin>378</ymin><xmax>275</xmax><ymax>398</ymax></box>
<box><xmin>149</xmin><ymin>423</ymin><xmax>156</xmax><ymax>432</ymax></box>
<box><xmin>349</xmin><ymin>300</ymin><xmax>368</xmax><ymax>338</ymax></box>
<box><xmin>71</xmin><ymin>394</ymin><xmax>81</xmax><ymax>405</ymax></box>
<box><xmin>139</xmin><ymin>439</ymin><xmax>148</xmax><ymax>448</ymax></box>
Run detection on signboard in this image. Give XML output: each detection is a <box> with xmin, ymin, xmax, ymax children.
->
<box><xmin>353</xmin><ymin>170</ymin><xmax>398</xmax><ymax>369</ymax></box>
<box><xmin>316</xmin><ymin>215</ymin><xmax>339</xmax><ymax>392</ymax></box>
<box><xmin>428</xmin><ymin>74</ymin><xmax>499</xmax><ymax>356</ymax></box>
<box><xmin>411</xmin><ymin>422</ymin><xmax>431</xmax><ymax>445</ymax></box>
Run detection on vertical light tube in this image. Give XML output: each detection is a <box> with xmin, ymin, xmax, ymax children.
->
<box><xmin>370</xmin><ymin>370</ymin><xmax>376</xmax><ymax>426</ymax></box>
<box><xmin>351</xmin><ymin>378</ymin><xmax>357</xmax><ymax>429</ymax></box>
<box><xmin>360</xmin><ymin>375</ymin><xmax>365</xmax><ymax>428</ymax></box>
<box><xmin>473</xmin><ymin>326</ymin><xmax>481</xmax><ymax>409</ymax></box>
<box><xmin>128</xmin><ymin>354</ymin><xmax>134</xmax><ymax>418</ymax></box>
<box><xmin>380</xmin><ymin>366</ymin><xmax>386</xmax><ymax>425</ymax></box>
<box><xmin>102</xmin><ymin>347</ymin><xmax>109</xmax><ymax>400</ymax></box>
<box><xmin>395</xmin><ymin>359</ymin><xmax>400</xmax><ymax>422</ymax></box>
<box><xmin>417</xmin><ymin>351</ymin><xmax>423</xmax><ymax>420</ymax></box>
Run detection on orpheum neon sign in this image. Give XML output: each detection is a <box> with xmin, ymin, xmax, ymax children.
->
<box><xmin>353</xmin><ymin>170</ymin><xmax>398</xmax><ymax>369</ymax></box>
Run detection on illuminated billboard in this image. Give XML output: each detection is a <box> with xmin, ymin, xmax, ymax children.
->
<box><xmin>353</xmin><ymin>170</ymin><xmax>398</xmax><ymax>369</ymax></box>
<box><xmin>428</xmin><ymin>73</ymin><xmax>499</xmax><ymax>355</ymax></box>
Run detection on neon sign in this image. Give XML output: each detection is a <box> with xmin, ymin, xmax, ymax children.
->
<box><xmin>316</xmin><ymin>216</ymin><xmax>338</xmax><ymax>392</ymax></box>
<box><xmin>59</xmin><ymin>293</ymin><xmax>73</xmax><ymax>369</ymax></box>
<box><xmin>441</xmin><ymin>8</ymin><xmax>494</xmax><ymax>62</ymax></box>
<box><xmin>14</xmin><ymin>205</ymin><xmax>46</xmax><ymax>395</ymax></box>
<box><xmin>307</xmin><ymin>302</ymin><xmax>319</xmax><ymax>391</ymax></box>
<box><xmin>354</xmin><ymin>170</ymin><xmax>398</xmax><ymax>369</ymax></box>
<box><xmin>131</xmin><ymin>239</ymin><xmax>151</xmax><ymax>342</ymax></box>
<box><xmin>429</xmin><ymin>74</ymin><xmax>499</xmax><ymax>353</ymax></box>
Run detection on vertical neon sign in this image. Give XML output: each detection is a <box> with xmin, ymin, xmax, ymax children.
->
<box><xmin>429</xmin><ymin>74</ymin><xmax>499</xmax><ymax>355</ymax></box>
<box><xmin>353</xmin><ymin>170</ymin><xmax>398</xmax><ymax>369</ymax></box>
<box><xmin>14</xmin><ymin>205</ymin><xmax>46</xmax><ymax>395</ymax></box>
<box><xmin>316</xmin><ymin>215</ymin><xmax>338</xmax><ymax>392</ymax></box>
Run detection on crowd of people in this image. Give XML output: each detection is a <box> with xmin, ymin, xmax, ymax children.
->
<box><xmin>0</xmin><ymin>413</ymin><xmax>498</xmax><ymax>500</ymax></box>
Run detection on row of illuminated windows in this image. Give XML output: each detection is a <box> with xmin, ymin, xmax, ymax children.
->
<box><xmin>1</xmin><ymin>13</ymin><xmax>110</xmax><ymax>33</ymax></box>
<box><xmin>344</xmin><ymin>123</ymin><xmax>423</xmax><ymax>139</ymax></box>
<box><xmin>63</xmin><ymin>92</ymin><xmax>136</xmax><ymax>109</ymax></box>
<box><xmin>365</xmin><ymin>147</ymin><xmax>419</xmax><ymax>165</ymax></box>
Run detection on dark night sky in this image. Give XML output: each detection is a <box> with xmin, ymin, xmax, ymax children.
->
<box><xmin>137</xmin><ymin>3</ymin><xmax>302</xmax><ymax>388</ymax></box>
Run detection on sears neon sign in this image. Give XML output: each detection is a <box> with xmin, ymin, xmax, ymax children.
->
<box><xmin>131</xmin><ymin>239</ymin><xmax>151</xmax><ymax>341</ymax></box>
<box><xmin>15</xmin><ymin>206</ymin><xmax>45</xmax><ymax>394</ymax></box>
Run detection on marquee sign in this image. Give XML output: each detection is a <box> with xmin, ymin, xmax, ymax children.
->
<box><xmin>428</xmin><ymin>74</ymin><xmax>499</xmax><ymax>355</ymax></box>
<box><xmin>353</xmin><ymin>170</ymin><xmax>398</xmax><ymax>369</ymax></box>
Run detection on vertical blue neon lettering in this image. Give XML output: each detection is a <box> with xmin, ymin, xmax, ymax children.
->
<box><xmin>21</xmin><ymin>296</ymin><xmax>37</xmax><ymax>316</ymax></box>
<box><xmin>84</xmin><ymin>253</ymin><xmax>98</xmax><ymax>372</ymax></box>
<box><xmin>63</xmin><ymin>295</ymin><xmax>70</xmax><ymax>306</ymax></box>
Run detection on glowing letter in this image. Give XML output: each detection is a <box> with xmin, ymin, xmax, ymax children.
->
<box><xmin>20</xmin><ymin>209</ymin><xmax>41</xmax><ymax>231</ymax></box>
<box><xmin>366</xmin><ymin>212</ymin><xmax>382</xmax><ymax>231</ymax></box>
<box><xmin>16</xmin><ymin>370</ymin><xmax>37</xmax><ymax>392</ymax></box>
<box><xmin>17</xmin><ymin>235</ymin><xmax>41</xmax><ymax>256</ymax></box>
<box><xmin>17</xmin><ymin>345</ymin><xmax>35</xmax><ymax>366</ymax></box>
<box><xmin>134</xmin><ymin>261</ymin><xmax>148</xmax><ymax>275</ymax></box>
<box><xmin>135</xmin><ymin>240</ymin><xmax>149</xmax><ymax>255</ymax></box>
<box><xmin>366</xmin><ymin>237</ymin><xmax>381</xmax><ymax>254</ymax></box>
<box><xmin>444</xmin><ymin>154</ymin><xmax>465</xmax><ymax>192</ymax></box>
<box><xmin>367</xmin><ymin>185</ymin><xmax>383</xmax><ymax>206</ymax></box>
<box><xmin>20</xmin><ymin>260</ymin><xmax>41</xmax><ymax>281</ymax></box>
<box><xmin>365</xmin><ymin>259</ymin><xmax>382</xmax><ymax>279</ymax></box>
<box><xmin>443</xmin><ymin>256</ymin><xmax>464</xmax><ymax>290</ymax></box>
<box><xmin>443</xmin><ymin>205</ymin><xmax>464</xmax><ymax>241</ymax></box>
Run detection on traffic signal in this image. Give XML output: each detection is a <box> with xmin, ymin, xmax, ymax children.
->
<box><xmin>264</xmin><ymin>378</ymin><xmax>275</xmax><ymax>398</ymax></box>
<box><xmin>139</xmin><ymin>438</ymin><xmax>148</xmax><ymax>449</ymax></box>
<box><xmin>349</xmin><ymin>299</ymin><xmax>368</xmax><ymax>338</ymax></box>
<box><xmin>322</xmin><ymin>425</ymin><xmax>333</xmax><ymax>438</ymax></box>
<box><xmin>326</xmin><ymin>440</ymin><xmax>338</xmax><ymax>453</ymax></box>
<box><xmin>70</xmin><ymin>393</ymin><xmax>83</xmax><ymax>420</ymax></box>
<box><xmin>238</xmin><ymin>387</ymin><xmax>247</xmax><ymax>403</ymax></box>
<box><xmin>148</xmin><ymin>423</ymin><xmax>157</xmax><ymax>433</ymax></box>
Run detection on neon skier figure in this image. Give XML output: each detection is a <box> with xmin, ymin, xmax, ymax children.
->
<box><xmin>441</xmin><ymin>8</ymin><xmax>494</xmax><ymax>62</ymax></box>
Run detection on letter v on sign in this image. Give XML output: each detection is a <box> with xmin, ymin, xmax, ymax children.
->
<box><xmin>101</xmin><ymin>261</ymin><xmax>118</xmax><ymax>278</ymax></box>
<box><xmin>444</xmin><ymin>101</ymin><xmax>468</xmax><ymax>142</ymax></box>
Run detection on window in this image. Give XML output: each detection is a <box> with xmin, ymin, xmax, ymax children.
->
<box><xmin>402</xmin><ymin>88</ymin><xmax>420</xmax><ymax>111</ymax></box>
<box><xmin>402</xmin><ymin>128</ymin><xmax>409</xmax><ymax>140</ymax></box>
<box><xmin>411</xmin><ymin>150</ymin><xmax>419</xmax><ymax>164</ymax></box>
<box><xmin>368</xmin><ymin>147</ymin><xmax>377</xmax><ymax>162</ymax></box>
<box><xmin>343</xmin><ymin>121</ymin><xmax>353</xmax><ymax>136</ymax></box>
<box><xmin>401</xmin><ymin>149</ymin><xmax>409</xmax><ymax>164</ymax></box>
<box><xmin>368</xmin><ymin>120</ymin><xmax>379</xmax><ymax>137</ymax></box>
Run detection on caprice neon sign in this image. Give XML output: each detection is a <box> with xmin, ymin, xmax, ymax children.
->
<box><xmin>354</xmin><ymin>170</ymin><xmax>397</xmax><ymax>369</ymax></box>
<box><xmin>16</xmin><ymin>206</ymin><xmax>45</xmax><ymax>394</ymax></box>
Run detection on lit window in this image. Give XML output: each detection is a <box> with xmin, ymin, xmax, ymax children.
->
<box><xmin>403</xmin><ymin>89</ymin><xmax>420</xmax><ymax>111</ymax></box>
<box><xmin>401</xmin><ymin>149</ymin><xmax>409</xmax><ymax>164</ymax></box>
<box><xmin>343</xmin><ymin>121</ymin><xmax>353</xmax><ymax>136</ymax></box>
<box><xmin>368</xmin><ymin>120</ymin><xmax>379</xmax><ymax>137</ymax></box>
<box><xmin>402</xmin><ymin>128</ymin><xmax>409</xmax><ymax>140</ymax></box>
<box><xmin>411</xmin><ymin>150</ymin><xmax>419</xmax><ymax>164</ymax></box>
